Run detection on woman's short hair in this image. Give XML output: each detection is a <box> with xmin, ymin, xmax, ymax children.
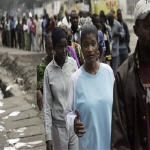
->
<box><xmin>81</xmin><ymin>24</ymin><xmax>98</xmax><ymax>45</ymax></box>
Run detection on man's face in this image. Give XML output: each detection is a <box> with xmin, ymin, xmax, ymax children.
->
<box><xmin>93</xmin><ymin>16</ymin><xmax>101</xmax><ymax>29</ymax></box>
<box><xmin>70</xmin><ymin>13</ymin><xmax>78</xmax><ymax>29</ymax></box>
<box><xmin>81</xmin><ymin>33</ymin><xmax>99</xmax><ymax>63</ymax></box>
<box><xmin>108</xmin><ymin>15</ymin><xmax>114</xmax><ymax>27</ymax></box>
<box><xmin>46</xmin><ymin>41</ymin><xmax>54</xmax><ymax>60</ymax></box>
<box><xmin>54</xmin><ymin>38</ymin><xmax>68</xmax><ymax>61</ymax></box>
<box><xmin>136</xmin><ymin>13</ymin><xmax>150</xmax><ymax>52</ymax></box>
<box><xmin>117</xmin><ymin>11</ymin><xmax>122</xmax><ymax>22</ymax></box>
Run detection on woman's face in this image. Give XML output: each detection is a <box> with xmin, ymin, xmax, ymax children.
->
<box><xmin>81</xmin><ymin>33</ymin><xmax>99</xmax><ymax>64</ymax></box>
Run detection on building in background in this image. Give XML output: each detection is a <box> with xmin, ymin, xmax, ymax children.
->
<box><xmin>118</xmin><ymin>0</ymin><xmax>139</xmax><ymax>18</ymax></box>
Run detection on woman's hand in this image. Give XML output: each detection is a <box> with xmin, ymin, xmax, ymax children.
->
<box><xmin>74</xmin><ymin>110</ymin><xmax>86</xmax><ymax>137</ymax></box>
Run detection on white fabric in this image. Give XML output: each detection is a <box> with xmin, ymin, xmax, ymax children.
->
<box><xmin>23</xmin><ymin>24</ymin><xmax>28</xmax><ymax>31</ymax></box>
<box><xmin>62</xmin><ymin>16</ymin><xmax>71</xmax><ymax>28</ymax></box>
<box><xmin>43</xmin><ymin>57</ymin><xmax>78</xmax><ymax>141</ymax></box>
<box><xmin>65</xmin><ymin>69</ymin><xmax>82</xmax><ymax>131</ymax></box>
<box><xmin>52</xmin><ymin>125</ymin><xmax>78</xmax><ymax>150</ymax></box>
<box><xmin>134</xmin><ymin>0</ymin><xmax>150</xmax><ymax>21</ymax></box>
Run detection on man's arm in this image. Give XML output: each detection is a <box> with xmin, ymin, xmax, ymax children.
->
<box><xmin>123</xmin><ymin>22</ymin><xmax>130</xmax><ymax>45</ymax></box>
<box><xmin>43</xmin><ymin>69</ymin><xmax>53</xmax><ymax>150</ymax></box>
<box><xmin>111</xmin><ymin>73</ymin><xmax>131</xmax><ymax>150</ymax></box>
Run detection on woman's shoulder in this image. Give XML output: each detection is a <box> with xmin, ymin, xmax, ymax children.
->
<box><xmin>100</xmin><ymin>63</ymin><xmax>112</xmax><ymax>70</ymax></box>
<box><xmin>100</xmin><ymin>63</ymin><xmax>114</xmax><ymax>74</ymax></box>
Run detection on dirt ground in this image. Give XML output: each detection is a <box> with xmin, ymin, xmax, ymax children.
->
<box><xmin>0</xmin><ymin>47</ymin><xmax>45</xmax><ymax>104</ymax></box>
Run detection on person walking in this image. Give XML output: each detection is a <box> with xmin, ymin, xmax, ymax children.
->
<box><xmin>43</xmin><ymin>27</ymin><xmax>78</xmax><ymax>150</ymax></box>
<box><xmin>117</xmin><ymin>9</ymin><xmax>130</xmax><ymax>65</ymax></box>
<box><xmin>66</xmin><ymin>24</ymin><xmax>114</xmax><ymax>150</ymax></box>
<box><xmin>111</xmin><ymin>0</ymin><xmax>150</xmax><ymax>149</ymax></box>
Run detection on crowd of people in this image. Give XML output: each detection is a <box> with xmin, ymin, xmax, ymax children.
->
<box><xmin>1</xmin><ymin>0</ymin><xmax>150</xmax><ymax>150</ymax></box>
<box><xmin>38</xmin><ymin>0</ymin><xmax>150</xmax><ymax>149</ymax></box>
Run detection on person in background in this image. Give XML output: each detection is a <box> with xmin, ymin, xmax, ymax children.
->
<box><xmin>41</xmin><ymin>14</ymin><xmax>48</xmax><ymax>51</ymax></box>
<box><xmin>111</xmin><ymin>0</ymin><xmax>150</xmax><ymax>149</ymax></box>
<box><xmin>117</xmin><ymin>9</ymin><xmax>130</xmax><ymax>65</ymax></box>
<box><xmin>35</xmin><ymin>14</ymin><xmax>41</xmax><ymax>52</ymax></box>
<box><xmin>2</xmin><ymin>17</ymin><xmax>7</xmax><ymax>47</ymax></box>
<box><xmin>30</xmin><ymin>17</ymin><xmax>37</xmax><ymax>52</ymax></box>
<box><xmin>67</xmin><ymin>28</ymin><xmax>83</xmax><ymax>66</ymax></box>
<box><xmin>26</xmin><ymin>13</ymin><xmax>32</xmax><ymax>51</ymax></box>
<box><xmin>57</xmin><ymin>14</ymin><xmax>63</xmax><ymax>27</ymax></box>
<box><xmin>66</xmin><ymin>24</ymin><xmax>114</xmax><ymax>150</ymax></box>
<box><xmin>43</xmin><ymin>27</ymin><xmax>78</xmax><ymax>150</ymax></box>
<box><xmin>107</xmin><ymin>12</ymin><xmax>125</xmax><ymax>73</ymax></box>
<box><xmin>62</xmin><ymin>11</ymin><xmax>71</xmax><ymax>28</ymax></box>
<box><xmin>22</xmin><ymin>18</ymin><xmax>28</xmax><ymax>50</ymax></box>
<box><xmin>49</xmin><ymin>16</ymin><xmax>56</xmax><ymax>33</ymax></box>
<box><xmin>100</xmin><ymin>11</ymin><xmax>112</xmax><ymax>65</ymax></box>
<box><xmin>92</xmin><ymin>13</ymin><xmax>106</xmax><ymax>62</ymax></box>
<box><xmin>16</xmin><ymin>17</ymin><xmax>23</xmax><ymax>49</ymax></box>
<box><xmin>59</xmin><ymin>24</ymin><xmax>83</xmax><ymax>66</ymax></box>
<box><xmin>10</xmin><ymin>16</ymin><xmax>16</xmax><ymax>48</ymax></box>
<box><xmin>70</xmin><ymin>10</ymin><xmax>81</xmax><ymax>43</ymax></box>
<box><xmin>37</xmin><ymin>36</ymin><xmax>54</xmax><ymax>111</ymax></box>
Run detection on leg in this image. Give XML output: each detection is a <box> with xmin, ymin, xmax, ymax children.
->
<box><xmin>68</xmin><ymin>126</ymin><xmax>78</xmax><ymax>150</ymax></box>
<box><xmin>52</xmin><ymin>125</ymin><xmax>69</xmax><ymax>150</ymax></box>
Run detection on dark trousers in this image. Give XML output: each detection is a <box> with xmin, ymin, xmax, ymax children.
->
<box><xmin>11</xmin><ymin>29</ymin><xmax>16</xmax><ymax>48</ymax></box>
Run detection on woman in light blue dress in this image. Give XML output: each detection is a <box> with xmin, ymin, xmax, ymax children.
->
<box><xmin>66</xmin><ymin>24</ymin><xmax>114</xmax><ymax>150</ymax></box>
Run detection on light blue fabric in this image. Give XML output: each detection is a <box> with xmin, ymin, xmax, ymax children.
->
<box><xmin>74</xmin><ymin>63</ymin><xmax>114</xmax><ymax>150</ymax></box>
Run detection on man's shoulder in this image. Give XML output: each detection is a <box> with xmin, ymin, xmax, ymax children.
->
<box><xmin>114</xmin><ymin>19</ymin><xmax>121</xmax><ymax>27</ymax></box>
<box><xmin>68</xmin><ymin>56</ymin><xmax>75</xmax><ymax>62</ymax></box>
<box><xmin>45</xmin><ymin>60</ymin><xmax>54</xmax><ymax>71</ymax></box>
<box><xmin>117</xmin><ymin>54</ymin><xmax>135</xmax><ymax>78</ymax></box>
<box><xmin>67</xmin><ymin>57</ymin><xmax>77</xmax><ymax>66</ymax></box>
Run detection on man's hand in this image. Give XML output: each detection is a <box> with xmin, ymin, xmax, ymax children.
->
<box><xmin>114</xmin><ymin>32</ymin><xmax>120</xmax><ymax>37</ymax></box>
<box><xmin>74</xmin><ymin>110</ymin><xmax>86</xmax><ymax>137</ymax></box>
<box><xmin>37</xmin><ymin>90</ymin><xmax>43</xmax><ymax>111</ymax></box>
<box><xmin>46</xmin><ymin>140</ymin><xmax>53</xmax><ymax>150</ymax></box>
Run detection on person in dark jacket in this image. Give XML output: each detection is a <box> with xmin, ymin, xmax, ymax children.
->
<box><xmin>16</xmin><ymin>17</ymin><xmax>23</xmax><ymax>49</ymax></box>
<box><xmin>117</xmin><ymin>9</ymin><xmax>130</xmax><ymax>65</ymax></box>
<box><xmin>111</xmin><ymin>0</ymin><xmax>150</xmax><ymax>150</ymax></box>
